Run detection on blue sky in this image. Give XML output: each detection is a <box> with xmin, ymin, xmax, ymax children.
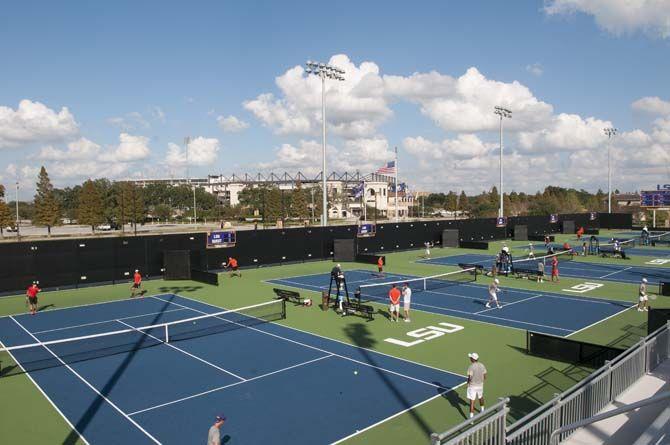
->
<box><xmin>1</xmin><ymin>1</ymin><xmax>669</xmax><ymax>194</ymax></box>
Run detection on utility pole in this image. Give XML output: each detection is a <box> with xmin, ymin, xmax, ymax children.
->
<box><xmin>604</xmin><ymin>127</ymin><xmax>617</xmax><ymax>213</ymax></box>
<box><xmin>15</xmin><ymin>181</ymin><xmax>19</xmax><ymax>239</ymax></box>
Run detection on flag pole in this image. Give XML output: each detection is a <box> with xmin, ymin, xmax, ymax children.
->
<box><xmin>394</xmin><ymin>146</ymin><xmax>398</xmax><ymax>222</ymax></box>
<box><xmin>363</xmin><ymin>179</ymin><xmax>366</xmax><ymax>221</ymax></box>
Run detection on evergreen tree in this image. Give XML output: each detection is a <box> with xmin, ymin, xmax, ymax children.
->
<box><xmin>457</xmin><ymin>191</ymin><xmax>468</xmax><ymax>213</ymax></box>
<box><xmin>114</xmin><ymin>182</ymin><xmax>145</xmax><ymax>233</ymax></box>
<box><xmin>263</xmin><ymin>187</ymin><xmax>282</xmax><ymax>225</ymax></box>
<box><xmin>77</xmin><ymin>180</ymin><xmax>105</xmax><ymax>231</ymax></box>
<box><xmin>33</xmin><ymin>166</ymin><xmax>61</xmax><ymax>235</ymax></box>
<box><xmin>445</xmin><ymin>191</ymin><xmax>458</xmax><ymax>211</ymax></box>
<box><xmin>290</xmin><ymin>181</ymin><xmax>309</xmax><ymax>219</ymax></box>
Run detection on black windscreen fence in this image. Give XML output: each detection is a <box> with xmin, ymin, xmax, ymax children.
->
<box><xmin>163</xmin><ymin>250</ymin><xmax>191</xmax><ymax>280</ymax></box>
<box><xmin>441</xmin><ymin>229</ymin><xmax>459</xmax><ymax>247</ymax></box>
<box><xmin>648</xmin><ymin>309</ymin><xmax>670</xmax><ymax>335</ymax></box>
<box><xmin>0</xmin><ymin>213</ymin><xmax>629</xmax><ymax>295</ymax></box>
<box><xmin>190</xmin><ymin>269</ymin><xmax>219</xmax><ymax>286</ymax></box>
<box><xmin>527</xmin><ymin>331</ymin><xmax>625</xmax><ymax>368</ymax></box>
<box><xmin>513</xmin><ymin>225</ymin><xmax>528</xmax><ymax>241</ymax></box>
<box><xmin>333</xmin><ymin>239</ymin><xmax>356</xmax><ymax>262</ymax></box>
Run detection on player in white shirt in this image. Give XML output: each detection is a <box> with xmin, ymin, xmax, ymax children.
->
<box><xmin>486</xmin><ymin>279</ymin><xmax>501</xmax><ymax>309</ymax></box>
<box><xmin>528</xmin><ymin>243</ymin><xmax>535</xmax><ymax>259</ymax></box>
<box><xmin>637</xmin><ymin>278</ymin><xmax>649</xmax><ymax>312</ymax></box>
<box><xmin>423</xmin><ymin>241</ymin><xmax>433</xmax><ymax>259</ymax></box>
<box><xmin>402</xmin><ymin>283</ymin><xmax>412</xmax><ymax>322</ymax></box>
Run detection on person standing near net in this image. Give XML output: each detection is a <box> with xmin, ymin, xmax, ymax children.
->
<box><xmin>388</xmin><ymin>283</ymin><xmax>401</xmax><ymax>322</ymax></box>
<box><xmin>537</xmin><ymin>259</ymin><xmax>545</xmax><ymax>283</ymax></box>
<box><xmin>466</xmin><ymin>352</ymin><xmax>487</xmax><ymax>418</ymax></box>
<box><xmin>130</xmin><ymin>270</ymin><xmax>142</xmax><ymax>298</ymax></box>
<box><xmin>207</xmin><ymin>414</ymin><xmax>226</xmax><ymax>445</ymax></box>
<box><xmin>550</xmin><ymin>256</ymin><xmax>559</xmax><ymax>282</ymax></box>
<box><xmin>527</xmin><ymin>243</ymin><xmax>535</xmax><ymax>259</ymax></box>
<box><xmin>376</xmin><ymin>256</ymin><xmax>385</xmax><ymax>277</ymax></box>
<box><xmin>26</xmin><ymin>281</ymin><xmax>41</xmax><ymax>315</ymax></box>
<box><xmin>637</xmin><ymin>278</ymin><xmax>649</xmax><ymax>312</ymax></box>
<box><xmin>402</xmin><ymin>283</ymin><xmax>412</xmax><ymax>322</ymax></box>
<box><xmin>223</xmin><ymin>257</ymin><xmax>241</xmax><ymax>278</ymax></box>
<box><xmin>486</xmin><ymin>279</ymin><xmax>501</xmax><ymax>308</ymax></box>
<box><xmin>642</xmin><ymin>225</ymin><xmax>650</xmax><ymax>245</ymax></box>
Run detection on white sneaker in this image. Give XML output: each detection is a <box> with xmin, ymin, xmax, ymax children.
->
<box><xmin>469</xmin><ymin>412</ymin><xmax>474</xmax><ymax>418</ymax></box>
<box><xmin>404</xmin><ymin>318</ymin><xmax>410</xmax><ymax>322</ymax></box>
<box><xmin>644</xmin><ymin>308</ymin><xmax>649</xmax><ymax>311</ymax></box>
<box><xmin>485</xmin><ymin>303</ymin><xmax>491</xmax><ymax>308</ymax></box>
<box><xmin>638</xmin><ymin>308</ymin><xmax>643</xmax><ymax>311</ymax></box>
<box><xmin>497</xmin><ymin>305</ymin><xmax>502</xmax><ymax>309</ymax></box>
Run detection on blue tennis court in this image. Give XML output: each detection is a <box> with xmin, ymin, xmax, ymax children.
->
<box><xmin>268</xmin><ymin>270</ymin><xmax>631</xmax><ymax>337</ymax></box>
<box><xmin>0</xmin><ymin>294</ymin><xmax>464</xmax><ymax>445</ymax></box>
<box><xmin>418</xmin><ymin>254</ymin><xmax>670</xmax><ymax>284</ymax></box>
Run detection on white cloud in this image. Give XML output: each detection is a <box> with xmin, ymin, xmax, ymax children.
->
<box><xmin>404</xmin><ymin>135</ymin><xmax>494</xmax><ymax>163</ymax></box>
<box><xmin>37</xmin><ymin>137</ymin><xmax>101</xmax><ymax>161</ymax></box>
<box><xmin>0</xmin><ymin>100</ymin><xmax>79</xmax><ymax>148</ymax></box>
<box><xmin>544</xmin><ymin>0</ymin><xmax>670</xmax><ymax>39</ymax></box>
<box><xmin>166</xmin><ymin>137</ymin><xmax>220</xmax><ymax>167</ymax></box>
<box><xmin>217</xmin><ymin>115</ymin><xmax>250</xmax><ymax>132</ymax></box>
<box><xmin>100</xmin><ymin>133</ymin><xmax>151</xmax><ymax>162</ymax></box>
<box><xmin>107</xmin><ymin>112</ymin><xmax>149</xmax><ymax>131</ymax></box>
<box><xmin>526</xmin><ymin>63</ymin><xmax>544</xmax><ymax>76</ymax></box>
<box><xmin>632</xmin><ymin>96</ymin><xmax>670</xmax><ymax>115</ymax></box>
<box><xmin>517</xmin><ymin>113</ymin><xmax>611</xmax><ymax>152</ymax></box>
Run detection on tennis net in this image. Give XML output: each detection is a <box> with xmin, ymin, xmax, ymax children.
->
<box><xmin>647</xmin><ymin>231</ymin><xmax>670</xmax><ymax>245</ymax></box>
<box><xmin>0</xmin><ymin>299</ymin><xmax>285</xmax><ymax>375</ymax></box>
<box><xmin>512</xmin><ymin>249</ymin><xmax>574</xmax><ymax>272</ymax></box>
<box><xmin>599</xmin><ymin>237</ymin><xmax>636</xmax><ymax>250</ymax></box>
<box><xmin>357</xmin><ymin>268</ymin><xmax>478</xmax><ymax>301</ymax></box>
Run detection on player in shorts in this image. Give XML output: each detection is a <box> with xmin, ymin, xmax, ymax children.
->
<box><xmin>551</xmin><ymin>255</ymin><xmax>559</xmax><ymax>282</ymax></box>
<box><xmin>637</xmin><ymin>278</ymin><xmax>649</xmax><ymax>312</ymax></box>
<box><xmin>130</xmin><ymin>270</ymin><xmax>142</xmax><ymax>298</ymax></box>
<box><xmin>376</xmin><ymin>256</ymin><xmax>384</xmax><ymax>277</ymax></box>
<box><xmin>486</xmin><ymin>279</ymin><xmax>501</xmax><ymax>308</ymax></box>
<box><xmin>26</xmin><ymin>282</ymin><xmax>41</xmax><ymax>315</ymax></box>
<box><xmin>466</xmin><ymin>353</ymin><xmax>487</xmax><ymax>418</ymax></box>
<box><xmin>224</xmin><ymin>257</ymin><xmax>241</xmax><ymax>277</ymax></box>
<box><xmin>388</xmin><ymin>284</ymin><xmax>401</xmax><ymax>322</ymax></box>
<box><xmin>423</xmin><ymin>241</ymin><xmax>432</xmax><ymax>259</ymax></box>
<box><xmin>402</xmin><ymin>283</ymin><xmax>412</xmax><ymax>322</ymax></box>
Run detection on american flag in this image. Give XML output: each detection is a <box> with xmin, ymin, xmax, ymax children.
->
<box><xmin>376</xmin><ymin>161</ymin><xmax>396</xmax><ymax>175</ymax></box>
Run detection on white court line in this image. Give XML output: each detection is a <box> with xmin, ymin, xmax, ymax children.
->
<box><xmin>128</xmin><ymin>354</ymin><xmax>334</xmax><ymax>416</ymax></box>
<box><xmin>32</xmin><ymin>307</ymin><xmax>190</xmax><ymax>334</ymax></box>
<box><xmin>9</xmin><ymin>316</ymin><xmax>161</xmax><ymax>444</ymax></box>
<box><xmin>152</xmin><ymin>296</ymin><xmax>459</xmax><ymax>388</ymax></box>
<box><xmin>115</xmin><ymin>319</ymin><xmax>246</xmax><ymax>381</ymax></box>
<box><xmin>475</xmin><ymin>294</ymin><xmax>544</xmax><ymax>314</ymax></box>
<box><xmin>330</xmin><ymin>381</ymin><xmax>468</xmax><ymax>445</ymax></box>
<box><xmin>599</xmin><ymin>267</ymin><xmax>632</xmax><ymax>279</ymax></box>
<box><xmin>0</xmin><ymin>339</ymin><xmax>91</xmax><ymax>445</ymax></box>
<box><xmin>566</xmin><ymin>304</ymin><xmax>636</xmax><ymax>338</ymax></box>
<box><xmin>175</xmin><ymin>291</ymin><xmax>470</xmax><ymax>380</ymax></box>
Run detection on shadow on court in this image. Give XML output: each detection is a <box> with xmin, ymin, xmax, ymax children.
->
<box><xmin>434</xmin><ymin>381</ymin><xmax>469</xmax><ymax>420</ymax></box>
<box><xmin>606</xmin><ymin>321</ymin><xmax>648</xmax><ymax>350</ymax></box>
<box><xmin>158</xmin><ymin>286</ymin><xmax>202</xmax><ymax>294</ymax></box>
<box><xmin>343</xmin><ymin>322</ymin><xmax>439</xmax><ymax>437</ymax></box>
<box><xmin>506</xmin><ymin>363</ymin><xmax>592</xmax><ymax>422</ymax></box>
<box><xmin>61</xmin><ymin>294</ymin><xmax>179</xmax><ymax>444</ymax></box>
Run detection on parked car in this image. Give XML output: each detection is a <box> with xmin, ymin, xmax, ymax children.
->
<box><xmin>5</xmin><ymin>225</ymin><xmax>17</xmax><ymax>232</ymax></box>
<box><xmin>96</xmin><ymin>223</ymin><xmax>112</xmax><ymax>231</ymax></box>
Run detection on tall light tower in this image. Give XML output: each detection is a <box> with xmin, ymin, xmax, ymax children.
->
<box><xmin>494</xmin><ymin>106</ymin><xmax>512</xmax><ymax>218</ymax></box>
<box><xmin>305</xmin><ymin>60</ymin><xmax>345</xmax><ymax>226</ymax></box>
<box><xmin>603</xmin><ymin>127</ymin><xmax>617</xmax><ymax>214</ymax></box>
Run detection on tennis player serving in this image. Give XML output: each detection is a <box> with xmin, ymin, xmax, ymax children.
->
<box><xmin>26</xmin><ymin>281</ymin><xmax>41</xmax><ymax>315</ymax></box>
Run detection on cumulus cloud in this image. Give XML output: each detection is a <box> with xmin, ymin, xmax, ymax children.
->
<box><xmin>217</xmin><ymin>115</ymin><xmax>250</xmax><ymax>132</ymax></box>
<box><xmin>0</xmin><ymin>100</ymin><xmax>79</xmax><ymax>148</ymax></box>
<box><xmin>544</xmin><ymin>0</ymin><xmax>670</xmax><ymax>39</ymax></box>
<box><xmin>166</xmin><ymin>137</ymin><xmax>220</xmax><ymax>167</ymax></box>
<box><xmin>107</xmin><ymin>112</ymin><xmax>150</xmax><ymax>131</ymax></box>
<box><xmin>632</xmin><ymin>96</ymin><xmax>670</xmax><ymax>116</ymax></box>
<box><xmin>37</xmin><ymin>138</ymin><xmax>101</xmax><ymax>161</ymax></box>
<box><xmin>100</xmin><ymin>133</ymin><xmax>151</xmax><ymax>162</ymax></box>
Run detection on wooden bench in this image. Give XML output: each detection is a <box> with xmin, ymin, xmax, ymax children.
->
<box><xmin>273</xmin><ymin>288</ymin><xmax>306</xmax><ymax>305</ymax></box>
<box><xmin>342</xmin><ymin>300</ymin><xmax>375</xmax><ymax>321</ymax></box>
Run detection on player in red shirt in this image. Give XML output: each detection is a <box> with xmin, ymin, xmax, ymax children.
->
<box><xmin>551</xmin><ymin>256</ymin><xmax>559</xmax><ymax>283</ymax></box>
<box><xmin>576</xmin><ymin>226</ymin><xmax>584</xmax><ymax>239</ymax></box>
<box><xmin>130</xmin><ymin>269</ymin><xmax>142</xmax><ymax>298</ymax></box>
<box><xmin>26</xmin><ymin>282</ymin><xmax>41</xmax><ymax>315</ymax></box>
<box><xmin>388</xmin><ymin>284</ymin><xmax>401</xmax><ymax>322</ymax></box>
<box><xmin>376</xmin><ymin>257</ymin><xmax>384</xmax><ymax>277</ymax></box>
<box><xmin>223</xmin><ymin>257</ymin><xmax>241</xmax><ymax>278</ymax></box>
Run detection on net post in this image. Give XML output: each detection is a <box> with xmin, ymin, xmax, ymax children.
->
<box><xmin>423</xmin><ymin>278</ymin><xmax>427</xmax><ymax>291</ymax></box>
<box><xmin>165</xmin><ymin>324</ymin><xmax>169</xmax><ymax>344</ymax></box>
<box><xmin>281</xmin><ymin>299</ymin><xmax>287</xmax><ymax>319</ymax></box>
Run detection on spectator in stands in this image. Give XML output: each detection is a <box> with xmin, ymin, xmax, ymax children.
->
<box><xmin>637</xmin><ymin>278</ymin><xmax>649</xmax><ymax>312</ymax></box>
<box><xmin>402</xmin><ymin>283</ymin><xmax>412</xmax><ymax>323</ymax></box>
<box><xmin>207</xmin><ymin>414</ymin><xmax>226</xmax><ymax>445</ymax></box>
<box><xmin>26</xmin><ymin>281</ymin><xmax>41</xmax><ymax>315</ymax></box>
<box><xmin>388</xmin><ymin>284</ymin><xmax>401</xmax><ymax>322</ymax></box>
<box><xmin>130</xmin><ymin>270</ymin><xmax>142</xmax><ymax>298</ymax></box>
<box><xmin>466</xmin><ymin>353</ymin><xmax>487</xmax><ymax>418</ymax></box>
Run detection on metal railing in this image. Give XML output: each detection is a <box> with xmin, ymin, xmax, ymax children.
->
<box><xmin>429</xmin><ymin>321</ymin><xmax>669</xmax><ymax>445</ymax></box>
<box><xmin>430</xmin><ymin>398</ymin><xmax>509</xmax><ymax>445</ymax></box>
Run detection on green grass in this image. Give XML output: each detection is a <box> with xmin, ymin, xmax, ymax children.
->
<box><xmin>1</xmin><ymin>233</ymin><xmax>669</xmax><ymax>444</ymax></box>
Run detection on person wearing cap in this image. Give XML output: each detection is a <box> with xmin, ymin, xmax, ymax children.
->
<box><xmin>26</xmin><ymin>281</ymin><xmax>41</xmax><ymax>315</ymax></box>
<box><xmin>486</xmin><ymin>279</ymin><xmax>501</xmax><ymax>309</ymax></box>
<box><xmin>637</xmin><ymin>278</ymin><xmax>649</xmax><ymax>312</ymax></box>
<box><xmin>130</xmin><ymin>269</ymin><xmax>142</xmax><ymax>298</ymax></box>
<box><xmin>208</xmin><ymin>414</ymin><xmax>226</xmax><ymax>445</ymax></box>
<box><xmin>466</xmin><ymin>353</ymin><xmax>487</xmax><ymax>418</ymax></box>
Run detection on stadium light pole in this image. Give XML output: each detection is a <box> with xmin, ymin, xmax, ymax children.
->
<box><xmin>15</xmin><ymin>181</ymin><xmax>19</xmax><ymax>238</ymax></box>
<box><xmin>494</xmin><ymin>106</ymin><xmax>512</xmax><ymax>218</ymax></box>
<box><xmin>603</xmin><ymin>127</ymin><xmax>617</xmax><ymax>214</ymax></box>
<box><xmin>305</xmin><ymin>60</ymin><xmax>345</xmax><ymax>226</ymax></box>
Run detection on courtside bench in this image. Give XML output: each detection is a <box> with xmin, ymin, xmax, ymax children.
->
<box><xmin>513</xmin><ymin>265</ymin><xmax>543</xmax><ymax>281</ymax></box>
<box><xmin>273</xmin><ymin>288</ymin><xmax>306</xmax><ymax>305</ymax></box>
<box><xmin>599</xmin><ymin>247</ymin><xmax>628</xmax><ymax>259</ymax></box>
<box><xmin>342</xmin><ymin>300</ymin><xmax>375</xmax><ymax>321</ymax></box>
